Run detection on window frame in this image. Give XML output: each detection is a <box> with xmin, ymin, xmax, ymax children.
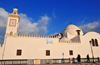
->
<box><xmin>46</xmin><ymin>50</ymin><xmax>50</xmax><ymax>56</ymax></box>
<box><xmin>91</xmin><ymin>39</ymin><xmax>95</xmax><ymax>46</ymax></box>
<box><xmin>69</xmin><ymin>50</ymin><xmax>73</xmax><ymax>55</ymax></box>
<box><xmin>17</xmin><ymin>50</ymin><xmax>22</xmax><ymax>56</ymax></box>
<box><xmin>95</xmin><ymin>39</ymin><xmax>99</xmax><ymax>46</ymax></box>
<box><xmin>76</xmin><ymin>30</ymin><xmax>80</xmax><ymax>35</ymax></box>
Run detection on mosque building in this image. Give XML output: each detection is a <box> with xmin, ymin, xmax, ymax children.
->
<box><xmin>0</xmin><ymin>8</ymin><xmax>100</xmax><ymax>64</ymax></box>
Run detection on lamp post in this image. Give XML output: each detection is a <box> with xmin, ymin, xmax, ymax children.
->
<box><xmin>89</xmin><ymin>41</ymin><xmax>95</xmax><ymax>63</ymax></box>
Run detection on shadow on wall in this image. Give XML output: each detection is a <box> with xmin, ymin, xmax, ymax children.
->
<box><xmin>71</xmin><ymin>36</ymin><xmax>80</xmax><ymax>42</ymax></box>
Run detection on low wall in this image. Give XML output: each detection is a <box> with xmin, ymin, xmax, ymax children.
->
<box><xmin>0</xmin><ymin>58</ymin><xmax>99</xmax><ymax>65</ymax></box>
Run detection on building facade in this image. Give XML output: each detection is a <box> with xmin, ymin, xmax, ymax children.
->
<box><xmin>0</xmin><ymin>8</ymin><xmax>100</xmax><ymax>62</ymax></box>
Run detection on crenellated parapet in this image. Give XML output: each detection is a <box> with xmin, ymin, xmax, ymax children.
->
<box><xmin>5</xmin><ymin>33</ymin><xmax>81</xmax><ymax>43</ymax></box>
<box><xmin>5</xmin><ymin>33</ymin><xmax>59</xmax><ymax>38</ymax></box>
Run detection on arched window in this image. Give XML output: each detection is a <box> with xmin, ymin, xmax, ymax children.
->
<box><xmin>76</xmin><ymin>30</ymin><xmax>80</xmax><ymax>35</ymax></box>
<box><xmin>95</xmin><ymin>39</ymin><xmax>98</xmax><ymax>46</ymax></box>
<box><xmin>91</xmin><ymin>39</ymin><xmax>95</xmax><ymax>46</ymax></box>
<box><xmin>10</xmin><ymin>31</ymin><xmax>13</xmax><ymax>36</ymax></box>
<box><xmin>14</xmin><ymin>12</ymin><xmax>16</xmax><ymax>14</ymax></box>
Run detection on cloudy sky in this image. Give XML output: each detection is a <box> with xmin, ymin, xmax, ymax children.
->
<box><xmin>0</xmin><ymin>0</ymin><xmax>100</xmax><ymax>44</ymax></box>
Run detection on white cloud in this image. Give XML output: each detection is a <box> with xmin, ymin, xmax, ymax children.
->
<box><xmin>0</xmin><ymin>8</ymin><xmax>8</xmax><ymax>27</ymax></box>
<box><xmin>19</xmin><ymin>14</ymin><xmax>50</xmax><ymax>35</ymax></box>
<box><xmin>0</xmin><ymin>8</ymin><xmax>8</xmax><ymax>44</ymax></box>
<box><xmin>0</xmin><ymin>36</ymin><xmax>4</xmax><ymax>38</ymax></box>
<box><xmin>0</xmin><ymin>8</ymin><xmax>50</xmax><ymax>35</ymax></box>
<box><xmin>79</xmin><ymin>21</ymin><xmax>100</xmax><ymax>33</ymax></box>
<box><xmin>0</xmin><ymin>8</ymin><xmax>8</xmax><ymax>35</ymax></box>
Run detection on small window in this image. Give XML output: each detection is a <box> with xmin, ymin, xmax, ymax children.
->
<box><xmin>69</xmin><ymin>50</ymin><xmax>73</xmax><ymax>55</ymax></box>
<box><xmin>92</xmin><ymin>39</ymin><xmax>95</xmax><ymax>46</ymax></box>
<box><xmin>10</xmin><ymin>31</ymin><xmax>13</xmax><ymax>36</ymax></box>
<box><xmin>76</xmin><ymin>30</ymin><xmax>80</xmax><ymax>35</ymax></box>
<box><xmin>14</xmin><ymin>12</ymin><xmax>16</xmax><ymax>14</ymax></box>
<box><xmin>17</xmin><ymin>50</ymin><xmax>22</xmax><ymax>56</ymax></box>
<box><xmin>95</xmin><ymin>39</ymin><xmax>99</xmax><ymax>46</ymax></box>
<box><xmin>46</xmin><ymin>50</ymin><xmax>50</xmax><ymax>56</ymax></box>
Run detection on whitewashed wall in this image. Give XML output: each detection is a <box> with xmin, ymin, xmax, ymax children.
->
<box><xmin>1</xmin><ymin>32</ymin><xmax>100</xmax><ymax>60</ymax></box>
<box><xmin>0</xmin><ymin>47</ymin><xmax>3</xmax><ymax>60</ymax></box>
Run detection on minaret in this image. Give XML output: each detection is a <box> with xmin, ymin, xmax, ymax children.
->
<box><xmin>5</xmin><ymin>8</ymin><xmax>20</xmax><ymax>36</ymax></box>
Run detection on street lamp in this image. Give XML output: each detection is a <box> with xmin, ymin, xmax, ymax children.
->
<box><xmin>89</xmin><ymin>41</ymin><xmax>95</xmax><ymax>63</ymax></box>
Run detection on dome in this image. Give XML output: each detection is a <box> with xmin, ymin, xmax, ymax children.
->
<box><xmin>62</xmin><ymin>24</ymin><xmax>83</xmax><ymax>37</ymax></box>
<box><xmin>65</xmin><ymin>24</ymin><xmax>81</xmax><ymax>30</ymax></box>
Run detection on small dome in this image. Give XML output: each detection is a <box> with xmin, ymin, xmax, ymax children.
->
<box><xmin>62</xmin><ymin>24</ymin><xmax>83</xmax><ymax>37</ymax></box>
<box><xmin>65</xmin><ymin>24</ymin><xmax>80</xmax><ymax>30</ymax></box>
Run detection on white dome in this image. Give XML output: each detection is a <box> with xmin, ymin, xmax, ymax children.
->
<box><xmin>62</xmin><ymin>24</ymin><xmax>83</xmax><ymax>37</ymax></box>
<box><xmin>65</xmin><ymin>24</ymin><xmax>80</xmax><ymax>30</ymax></box>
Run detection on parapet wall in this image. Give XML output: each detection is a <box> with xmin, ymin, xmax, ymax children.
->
<box><xmin>5</xmin><ymin>33</ymin><xmax>81</xmax><ymax>43</ymax></box>
<box><xmin>5</xmin><ymin>33</ymin><xmax>59</xmax><ymax>38</ymax></box>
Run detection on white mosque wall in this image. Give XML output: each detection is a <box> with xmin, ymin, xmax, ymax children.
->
<box><xmin>2</xmin><ymin>32</ymin><xmax>100</xmax><ymax>60</ymax></box>
<box><xmin>80</xmin><ymin>32</ymin><xmax>100</xmax><ymax>58</ymax></box>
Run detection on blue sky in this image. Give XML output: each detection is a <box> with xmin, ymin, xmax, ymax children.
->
<box><xmin>0</xmin><ymin>0</ymin><xmax>100</xmax><ymax>44</ymax></box>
